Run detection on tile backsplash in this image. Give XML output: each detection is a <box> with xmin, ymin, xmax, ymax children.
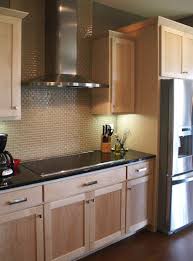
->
<box><xmin>0</xmin><ymin>87</ymin><xmax>116</xmax><ymax>161</ymax></box>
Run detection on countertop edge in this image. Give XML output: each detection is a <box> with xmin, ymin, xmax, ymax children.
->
<box><xmin>0</xmin><ymin>153</ymin><xmax>156</xmax><ymax>191</ymax></box>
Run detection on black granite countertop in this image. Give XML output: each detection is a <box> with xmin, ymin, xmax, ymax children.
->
<box><xmin>0</xmin><ymin>150</ymin><xmax>155</xmax><ymax>191</ymax></box>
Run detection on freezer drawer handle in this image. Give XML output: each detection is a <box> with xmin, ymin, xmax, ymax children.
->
<box><xmin>136</xmin><ymin>167</ymin><xmax>147</xmax><ymax>173</ymax></box>
<box><xmin>7</xmin><ymin>197</ymin><xmax>28</xmax><ymax>205</ymax></box>
<box><xmin>83</xmin><ymin>181</ymin><xmax>98</xmax><ymax>186</ymax></box>
<box><xmin>172</xmin><ymin>176</ymin><xmax>193</xmax><ymax>185</ymax></box>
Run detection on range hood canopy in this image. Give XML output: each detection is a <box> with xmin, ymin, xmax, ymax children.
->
<box><xmin>27</xmin><ymin>0</ymin><xmax>108</xmax><ymax>88</ymax></box>
<box><xmin>28</xmin><ymin>74</ymin><xmax>107</xmax><ymax>88</ymax></box>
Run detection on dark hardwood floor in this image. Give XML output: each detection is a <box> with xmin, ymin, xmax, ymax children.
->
<box><xmin>82</xmin><ymin>227</ymin><xmax>193</xmax><ymax>261</ymax></box>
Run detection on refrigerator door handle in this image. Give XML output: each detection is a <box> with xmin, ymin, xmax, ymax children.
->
<box><xmin>172</xmin><ymin>176</ymin><xmax>193</xmax><ymax>185</ymax></box>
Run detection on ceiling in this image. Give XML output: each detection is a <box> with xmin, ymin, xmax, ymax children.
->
<box><xmin>94</xmin><ymin>0</ymin><xmax>193</xmax><ymax>19</ymax></box>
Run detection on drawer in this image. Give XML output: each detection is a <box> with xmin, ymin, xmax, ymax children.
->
<box><xmin>44</xmin><ymin>167</ymin><xmax>126</xmax><ymax>202</ymax></box>
<box><xmin>0</xmin><ymin>186</ymin><xmax>43</xmax><ymax>215</ymax></box>
<box><xmin>127</xmin><ymin>160</ymin><xmax>153</xmax><ymax>180</ymax></box>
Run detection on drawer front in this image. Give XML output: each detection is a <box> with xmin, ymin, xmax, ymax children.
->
<box><xmin>0</xmin><ymin>186</ymin><xmax>43</xmax><ymax>215</ymax></box>
<box><xmin>127</xmin><ymin>160</ymin><xmax>153</xmax><ymax>180</ymax></box>
<box><xmin>44</xmin><ymin>167</ymin><xmax>126</xmax><ymax>202</ymax></box>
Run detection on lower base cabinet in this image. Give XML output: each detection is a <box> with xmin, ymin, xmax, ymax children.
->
<box><xmin>0</xmin><ymin>206</ymin><xmax>44</xmax><ymax>261</ymax></box>
<box><xmin>44</xmin><ymin>182</ymin><xmax>126</xmax><ymax>261</ymax></box>
<box><xmin>0</xmin><ymin>162</ymin><xmax>153</xmax><ymax>261</ymax></box>
<box><xmin>91</xmin><ymin>183</ymin><xmax>126</xmax><ymax>250</ymax></box>
<box><xmin>44</xmin><ymin>193</ymin><xmax>90</xmax><ymax>261</ymax></box>
<box><xmin>126</xmin><ymin>176</ymin><xmax>150</xmax><ymax>233</ymax></box>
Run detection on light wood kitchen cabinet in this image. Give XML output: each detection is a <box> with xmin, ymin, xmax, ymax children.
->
<box><xmin>126</xmin><ymin>160</ymin><xmax>153</xmax><ymax>233</ymax></box>
<box><xmin>0</xmin><ymin>7</ymin><xmax>28</xmax><ymax>120</ymax></box>
<box><xmin>44</xmin><ymin>182</ymin><xmax>126</xmax><ymax>261</ymax></box>
<box><xmin>0</xmin><ymin>186</ymin><xmax>42</xmax><ymax>215</ymax></box>
<box><xmin>161</xmin><ymin>26</ymin><xmax>193</xmax><ymax>79</ymax></box>
<box><xmin>182</xmin><ymin>34</ymin><xmax>193</xmax><ymax>78</ymax></box>
<box><xmin>44</xmin><ymin>167</ymin><xmax>126</xmax><ymax>260</ymax></box>
<box><xmin>90</xmin><ymin>182</ymin><xmax>126</xmax><ymax>250</ymax></box>
<box><xmin>126</xmin><ymin>176</ymin><xmax>150</xmax><ymax>233</ymax></box>
<box><xmin>161</xmin><ymin>26</ymin><xmax>183</xmax><ymax>78</ymax></box>
<box><xmin>0</xmin><ymin>162</ymin><xmax>154</xmax><ymax>261</ymax></box>
<box><xmin>44</xmin><ymin>193</ymin><xmax>90</xmax><ymax>261</ymax></box>
<box><xmin>0</xmin><ymin>206</ymin><xmax>44</xmax><ymax>261</ymax></box>
<box><xmin>91</xmin><ymin>30</ymin><xmax>135</xmax><ymax>114</ymax></box>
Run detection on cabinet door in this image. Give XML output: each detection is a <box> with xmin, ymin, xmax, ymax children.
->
<box><xmin>0</xmin><ymin>14</ymin><xmax>21</xmax><ymax>119</ymax></box>
<box><xmin>0</xmin><ymin>206</ymin><xmax>44</xmax><ymax>261</ymax></box>
<box><xmin>44</xmin><ymin>193</ymin><xmax>90</xmax><ymax>261</ymax></box>
<box><xmin>90</xmin><ymin>182</ymin><xmax>126</xmax><ymax>250</ymax></box>
<box><xmin>160</xmin><ymin>26</ymin><xmax>183</xmax><ymax>78</ymax></box>
<box><xmin>126</xmin><ymin>176</ymin><xmax>150</xmax><ymax>233</ymax></box>
<box><xmin>182</xmin><ymin>34</ymin><xmax>193</xmax><ymax>78</ymax></box>
<box><xmin>111</xmin><ymin>37</ymin><xmax>135</xmax><ymax>114</ymax></box>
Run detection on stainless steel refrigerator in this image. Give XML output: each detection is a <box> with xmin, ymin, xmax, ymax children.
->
<box><xmin>158</xmin><ymin>79</ymin><xmax>193</xmax><ymax>234</ymax></box>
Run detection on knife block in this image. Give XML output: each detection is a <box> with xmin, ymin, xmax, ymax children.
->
<box><xmin>101</xmin><ymin>136</ymin><xmax>111</xmax><ymax>153</ymax></box>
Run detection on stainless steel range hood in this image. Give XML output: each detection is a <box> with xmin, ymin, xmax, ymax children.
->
<box><xmin>27</xmin><ymin>0</ymin><xmax>108</xmax><ymax>88</ymax></box>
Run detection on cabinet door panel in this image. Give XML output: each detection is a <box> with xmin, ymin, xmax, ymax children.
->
<box><xmin>52</xmin><ymin>201</ymin><xmax>84</xmax><ymax>257</ymax></box>
<box><xmin>0</xmin><ymin>22</ymin><xmax>12</xmax><ymax>114</ymax></box>
<box><xmin>0</xmin><ymin>15</ymin><xmax>21</xmax><ymax>119</ymax></box>
<box><xmin>126</xmin><ymin>176</ymin><xmax>150</xmax><ymax>233</ymax></box>
<box><xmin>183</xmin><ymin>35</ymin><xmax>193</xmax><ymax>78</ymax></box>
<box><xmin>111</xmin><ymin>37</ymin><xmax>135</xmax><ymax>114</ymax></box>
<box><xmin>45</xmin><ymin>193</ymin><xmax>89</xmax><ymax>261</ymax></box>
<box><xmin>91</xmin><ymin>183</ymin><xmax>126</xmax><ymax>249</ymax></box>
<box><xmin>161</xmin><ymin>26</ymin><xmax>183</xmax><ymax>78</ymax></box>
<box><xmin>95</xmin><ymin>190</ymin><xmax>121</xmax><ymax>241</ymax></box>
<box><xmin>0</xmin><ymin>206</ymin><xmax>44</xmax><ymax>261</ymax></box>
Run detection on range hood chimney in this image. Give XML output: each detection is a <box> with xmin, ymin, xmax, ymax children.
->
<box><xmin>27</xmin><ymin>0</ymin><xmax>108</xmax><ymax>88</ymax></box>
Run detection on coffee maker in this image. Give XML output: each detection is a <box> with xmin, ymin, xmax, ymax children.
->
<box><xmin>0</xmin><ymin>134</ymin><xmax>14</xmax><ymax>177</ymax></box>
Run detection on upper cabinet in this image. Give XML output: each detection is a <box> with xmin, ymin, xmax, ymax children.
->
<box><xmin>118</xmin><ymin>16</ymin><xmax>193</xmax><ymax>116</ymax></box>
<box><xmin>0</xmin><ymin>7</ymin><xmax>28</xmax><ymax>120</ymax></box>
<box><xmin>91</xmin><ymin>31</ymin><xmax>135</xmax><ymax>115</ymax></box>
<box><xmin>182</xmin><ymin>33</ymin><xmax>193</xmax><ymax>78</ymax></box>
<box><xmin>161</xmin><ymin>26</ymin><xmax>183</xmax><ymax>78</ymax></box>
<box><xmin>161</xmin><ymin>26</ymin><xmax>193</xmax><ymax>79</ymax></box>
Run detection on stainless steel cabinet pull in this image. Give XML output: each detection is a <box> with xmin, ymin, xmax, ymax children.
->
<box><xmin>136</xmin><ymin>167</ymin><xmax>147</xmax><ymax>173</ymax></box>
<box><xmin>7</xmin><ymin>197</ymin><xmax>27</xmax><ymax>205</ymax></box>
<box><xmin>11</xmin><ymin>106</ymin><xmax>18</xmax><ymax>110</ymax></box>
<box><xmin>91</xmin><ymin>199</ymin><xmax>95</xmax><ymax>203</ymax></box>
<box><xmin>83</xmin><ymin>181</ymin><xmax>98</xmax><ymax>186</ymax></box>
<box><xmin>182</xmin><ymin>71</ymin><xmax>188</xmax><ymax>74</ymax></box>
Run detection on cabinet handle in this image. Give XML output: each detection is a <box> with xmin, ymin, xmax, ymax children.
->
<box><xmin>91</xmin><ymin>198</ymin><xmax>95</xmax><ymax>203</ymax></box>
<box><xmin>7</xmin><ymin>197</ymin><xmax>27</xmax><ymax>205</ymax></box>
<box><xmin>11</xmin><ymin>106</ymin><xmax>18</xmax><ymax>110</ymax></box>
<box><xmin>36</xmin><ymin>214</ymin><xmax>42</xmax><ymax>219</ymax></box>
<box><xmin>83</xmin><ymin>181</ymin><xmax>98</xmax><ymax>186</ymax></box>
<box><xmin>136</xmin><ymin>167</ymin><xmax>147</xmax><ymax>173</ymax></box>
<box><xmin>182</xmin><ymin>71</ymin><xmax>188</xmax><ymax>74</ymax></box>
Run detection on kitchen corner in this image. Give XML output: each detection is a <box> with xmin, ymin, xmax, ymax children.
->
<box><xmin>5</xmin><ymin>0</ymin><xmax>193</xmax><ymax>260</ymax></box>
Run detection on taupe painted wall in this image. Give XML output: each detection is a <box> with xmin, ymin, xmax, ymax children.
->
<box><xmin>93</xmin><ymin>2</ymin><xmax>142</xmax><ymax>37</ymax></box>
<box><xmin>178</xmin><ymin>15</ymin><xmax>193</xmax><ymax>27</ymax></box>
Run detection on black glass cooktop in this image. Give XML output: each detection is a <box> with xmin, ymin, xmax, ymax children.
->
<box><xmin>22</xmin><ymin>150</ymin><xmax>154</xmax><ymax>178</ymax></box>
<box><xmin>23</xmin><ymin>151</ymin><xmax>122</xmax><ymax>177</ymax></box>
